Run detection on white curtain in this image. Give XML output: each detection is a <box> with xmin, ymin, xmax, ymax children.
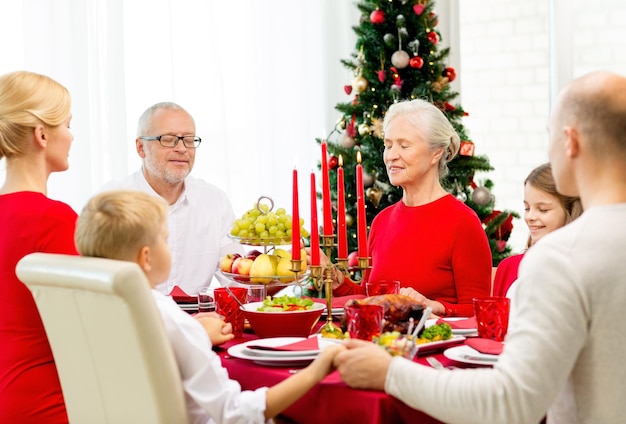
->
<box><xmin>0</xmin><ymin>0</ymin><xmax>359</xmax><ymax>226</ymax></box>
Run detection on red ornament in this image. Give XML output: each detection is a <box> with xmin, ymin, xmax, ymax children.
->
<box><xmin>443</xmin><ymin>67</ymin><xmax>457</xmax><ymax>82</ymax></box>
<box><xmin>346</xmin><ymin>115</ymin><xmax>357</xmax><ymax>138</ymax></box>
<box><xmin>427</xmin><ymin>31</ymin><xmax>439</xmax><ymax>45</ymax></box>
<box><xmin>390</xmin><ymin>66</ymin><xmax>400</xmax><ymax>83</ymax></box>
<box><xmin>429</xmin><ymin>12</ymin><xmax>438</xmax><ymax>26</ymax></box>
<box><xmin>482</xmin><ymin>211</ymin><xmax>514</xmax><ymax>242</ymax></box>
<box><xmin>370</xmin><ymin>9</ymin><xmax>385</xmax><ymax>24</ymax></box>
<box><xmin>329</xmin><ymin>155</ymin><xmax>339</xmax><ymax>170</ymax></box>
<box><xmin>444</xmin><ymin>102</ymin><xmax>456</xmax><ymax>111</ymax></box>
<box><xmin>413</xmin><ymin>4</ymin><xmax>425</xmax><ymax>15</ymax></box>
<box><xmin>344</xmin><ymin>85</ymin><xmax>353</xmax><ymax>95</ymax></box>
<box><xmin>459</xmin><ymin>140</ymin><xmax>475</xmax><ymax>157</ymax></box>
<box><xmin>409</xmin><ymin>56</ymin><xmax>424</xmax><ymax>69</ymax></box>
<box><xmin>377</xmin><ymin>70</ymin><xmax>386</xmax><ymax>82</ymax></box>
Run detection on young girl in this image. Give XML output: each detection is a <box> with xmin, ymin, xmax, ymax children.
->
<box><xmin>492</xmin><ymin>163</ymin><xmax>582</xmax><ymax>297</ymax></box>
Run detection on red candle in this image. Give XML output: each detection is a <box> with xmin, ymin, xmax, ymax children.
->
<box><xmin>291</xmin><ymin>168</ymin><xmax>301</xmax><ymax>261</ymax></box>
<box><xmin>321</xmin><ymin>142</ymin><xmax>333</xmax><ymax>235</ymax></box>
<box><xmin>310</xmin><ymin>171</ymin><xmax>320</xmax><ymax>265</ymax></box>
<box><xmin>356</xmin><ymin>151</ymin><xmax>368</xmax><ymax>258</ymax></box>
<box><xmin>337</xmin><ymin>155</ymin><xmax>348</xmax><ymax>258</ymax></box>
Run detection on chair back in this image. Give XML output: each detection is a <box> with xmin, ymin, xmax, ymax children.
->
<box><xmin>16</xmin><ymin>253</ymin><xmax>189</xmax><ymax>424</ymax></box>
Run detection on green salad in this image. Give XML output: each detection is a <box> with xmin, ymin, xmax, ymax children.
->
<box><xmin>257</xmin><ymin>295</ymin><xmax>314</xmax><ymax>312</ymax></box>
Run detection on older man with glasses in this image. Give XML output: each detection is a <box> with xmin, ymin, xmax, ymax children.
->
<box><xmin>101</xmin><ymin>102</ymin><xmax>243</xmax><ymax>296</ymax></box>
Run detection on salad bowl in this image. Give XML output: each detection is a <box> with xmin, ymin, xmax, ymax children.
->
<box><xmin>242</xmin><ymin>298</ymin><xmax>324</xmax><ymax>338</ymax></box>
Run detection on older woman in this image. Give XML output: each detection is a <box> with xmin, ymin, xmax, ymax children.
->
<box><xmin>333</xmin><ymin>98</ymin><xmax>492</xmax><ymax>317</ymax></box>
<box><xmin>0</xmin><ymin>71</ymin><xmax>77</xmax><ymax>423</ymax></box>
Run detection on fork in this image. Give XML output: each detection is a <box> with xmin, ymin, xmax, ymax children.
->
<box><xmin>426</xmin><ymin>356</ymin><xmax>457</xmax><ymax>370</ymax></box>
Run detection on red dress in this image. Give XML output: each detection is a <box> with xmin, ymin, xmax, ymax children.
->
<box><xmin>0</xmin><ymin>192</ymin><xmax>78</xmax><ymax>423</ymax></box>
<box><xmin>335</xmin><ymin>195</ymin><xmax>492</xmax><ymax>317</ymax></box>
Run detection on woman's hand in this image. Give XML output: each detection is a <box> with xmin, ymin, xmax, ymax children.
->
<box><xmin>399</xmin><ymin>287</ymin><xmax>444</xmax><ymax>316</ymax></box>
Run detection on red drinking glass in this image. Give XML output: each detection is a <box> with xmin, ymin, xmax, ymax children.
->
<box><xmin>473</xmin><ymin>296</ymin><xmax>510</xmax><ymax>342</ymax></box>
<box><xmin>214</xmin><ymin>287</ymin><xmax>248</xmax><ymax>338</ymax></box>
<box><xmin>345</xmin><ymin>303</ymin><xmax>384</xmax><ymax>341</ymax></box>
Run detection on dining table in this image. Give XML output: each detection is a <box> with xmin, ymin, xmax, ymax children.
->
<box><xmin>215</xmin><ymin>320</ymin><xmax>489</xmax><ymax>424</ymax></box>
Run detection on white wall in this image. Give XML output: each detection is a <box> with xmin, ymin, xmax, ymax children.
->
<box><xmin>458</xmin><ymin>0</ymin><xmax>626</xmax><ymax>252</ymax></box>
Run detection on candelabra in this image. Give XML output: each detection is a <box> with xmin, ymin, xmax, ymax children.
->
<box><xmin>308</xmin><ymin>235</ymin><xmax>371</xmax><ymax>334</ymax></box>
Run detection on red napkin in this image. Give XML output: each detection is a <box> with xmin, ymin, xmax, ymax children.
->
<box><xmin>465</xmin><ymin>338</ymin><xmax>504</xmax><ymax>355</ymax></box>
<box><xmin>436</xmin><ymin>316</ymin><xmax>477</xmax><ymax>330</ymax></box>
<box><xmin>310</xmin><ymin>295</ymin><xmax>366</xmax><ymax>309</ymax></box>
<box><xmin>247</xmin><ymin>337</ymin><xmax>320</xmax><ymax>352</ymax></box>
<box><xmin>169</xmin><ymin>285</ymin><xmax>197</xmax><ymax>304</ymax></box>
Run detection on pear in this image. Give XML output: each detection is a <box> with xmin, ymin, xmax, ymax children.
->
<box><xmin>250</xmin><ymin>253</ymin><xmax>278</xmax><ymax>284</ymax></box>
<box><xmin>273</xmin><ymin>248</ymin><xmax>291</xmax><ymax>260</ymax></box>
<box><xmin>276</xmin><ymin>256</ymin><xmax>296</xmax><ymax>282</ymax></box>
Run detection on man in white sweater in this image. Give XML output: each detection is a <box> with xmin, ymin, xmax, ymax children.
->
<box><xmin>334</xmin><ymin>70</ymin><xmax>626</xmax><ymax>424</ymax></box>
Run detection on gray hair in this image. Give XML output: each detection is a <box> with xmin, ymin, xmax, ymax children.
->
<box><xmin>136</xmin><ymin>102</ymin><xmax>193</xmax><ymax>137</ymax></box>
<box><xmin>383</xmin><ymin>98</ymin><xmax>460</xmax><ymax>178</ymax></box>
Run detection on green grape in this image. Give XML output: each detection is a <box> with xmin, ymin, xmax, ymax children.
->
<box><xmin>301</xmin><ymin>228</ymin><xmax>309</xmax><ymax>238</ymax></box>
<box><xmin>276</xmin><ymin>208</ymin><xmax>286</xmax><ymax>215</ymax></box>
<box><xmin>250</xmin><ymin>208</ymin><xmax>261</xmax><ymax>217</ymax></box>
<box><xmin>285</xmin><ymin>220</ymin><xmax>292</xmax><ymax>230</ymax></box>
<box><xmin>238</xmin><ymin>229</ymin><xmax>249</xmax><ymax>237</ymax></box>
<box><xmin>260</xmin><ymin>230</ymin><xmax>270</xmax><ymax>238</ymax></box>
<box><xmin>268</xmin><ymin>225</ymin><xmax>278</xmax><ymax>235</ymax></box>
<box><xmin>259</xmin><ymin>203</ymin><xmax>269</xmax><ymax>213</ymax></box>
<box><xmin>276</xmin><ymin>230</ymin><xmax>285</xmax><ymax>238</ymax></box>
<box><xmin>286</xmin><ymin>228</ymin><xmax>292</xmax><ymax>237</ymax></box>
<box><xmin>255</xmin><ymin>223</ymin><xmax>266</xmax><ymax>233</ymax></box>
<box><xmin>277</xmin><ymin>223</ymin><xmax>286</xmax><ymax>232</ymax></box>
<box><xmin>256</xmin><ymin>215</ymin><xmax>268</xmax><ymax>224</ymax></box>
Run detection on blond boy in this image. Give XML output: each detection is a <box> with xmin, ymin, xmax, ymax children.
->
<box><xmin>76</xmin><ymin>190</ymin><xmax>342</xmax><ymax>423</ymax></box>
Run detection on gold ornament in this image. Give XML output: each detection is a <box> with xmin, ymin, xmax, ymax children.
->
<box><xmin>352</xmin><ymin>76</ymin><xmax>369</xmax><ymax>93</ymax></box>
<box><xmin>358</xmin><ymin>123</ymin><xmax>372</xmax><ymax>136</ymax></box>
<box><xmin>431</xmin><ymin>76</ymin><xmax>449</xmax><ymax>93</ymax></box>
<box><xmin>371</xmin><ymin>118</ymin><xmax>383</xmax><ymax>138</ymax></box>
<box><xmin>366</xmin><ymin>186</ymin><xmax>383</xmax><ymax>208</ymax></box>
<box><xmin>345</xmin><ymin>213</ymin><xmax>354</xmax><ymax>228</ymax></box>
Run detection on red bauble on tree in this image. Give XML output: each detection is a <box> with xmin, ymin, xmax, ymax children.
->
<box><xmin>413</xmin><ymin>4</ymin><xmax>425</xmax><ymax>15</ymax></box>
<box><xmin>370</xmin><ymin>9</ymin><xmax>385</xmax><ymax>24</ymax></box>
<box><xmin>409</xmin><ymin>56</ymin><xmax>424</xmax><ymax>69</ymax></box>
<box><xmin>443</xmin><ymin>67</ymin><xmax>457</xmax><ymax>82</ymax></box>
<box><xmin>427</xmin><ymin>31</ymin><xmax>439</xmax><ymax>45</ymax></box>
<box><xmin>329</xmin><ymin>155</ymin><xmax>339</xmax><ymax>170</ymax></box>
<box><xmin>344</xmin><ymin>85</ymin><xmax>353</xmax><ymax>95</ymax></box>
<box><xmin>459</xmin><ymin>140</ymin><xmax>475</xmax><ymax>157</ymax></box>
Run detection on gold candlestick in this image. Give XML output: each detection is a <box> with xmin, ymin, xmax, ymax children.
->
<box><xmin>310</xmin><ymin>234</ymin><xmax>371</xmax><ymax>335</ymax></box>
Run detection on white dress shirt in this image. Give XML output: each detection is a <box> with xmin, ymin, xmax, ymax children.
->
<box><xmin>102</xmin><ymin>170</ymin><xmax>244</xmax><ymax>295</ymax></box>
<box><xmin>151</xmin><ymin>290</ymin><xmax>267</xmax><ymax>424</ymax></box>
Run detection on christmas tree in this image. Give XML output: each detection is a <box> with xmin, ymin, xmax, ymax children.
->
<box><xmin>322</xmin><ymin>0</ymin><xmax>516</xmax><ymax>266</ymax></box>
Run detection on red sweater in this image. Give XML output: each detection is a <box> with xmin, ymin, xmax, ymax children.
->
<box><xmin>492</xmin><ymin>253</ymin><xmax>525</xmax><ymax>297</ymax></box>
<box><xmin>0</xmin><ymin>192</ymin><xmax>78</xmax><ymax>423</ymax></box>
<box><xmin>335</xmin><ymin>195</ymin><xmax>492</xmax><ymax>317</ymax></box>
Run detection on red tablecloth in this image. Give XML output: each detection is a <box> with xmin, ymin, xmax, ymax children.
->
<box><xmin>216</xmin><ymin>330</ymin><xmax>475</xmax><ymax>424</ymax></box>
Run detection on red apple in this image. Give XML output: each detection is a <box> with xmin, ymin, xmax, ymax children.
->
<box><xmin>246</xmin><ymin>249</ymin><xmax>263</xmax><ymax>260</ymax></box>
<box><xmin>348</xmin><ymin>251</ymin><xmax>359</xmax><ymax>268</ymax></box>
<box><xmin>219</xmin><ymin>253</ymin><xmax>240</xmax><ymax>273</ymax></box>
<box><xmin>232</xmin><ymin>257</ymin><xmax>254</xmax><ymax>276</ymax></box>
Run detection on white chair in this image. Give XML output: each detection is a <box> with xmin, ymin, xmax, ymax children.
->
<box><xmin>16</xmin><ymin>253</ymin><xmax>189</xmax><ymax>424</ymax></box>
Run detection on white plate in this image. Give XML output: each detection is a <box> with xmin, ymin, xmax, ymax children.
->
<box><xmin>242</xmin><ymin>336</ymin><xmax>324</xmax><ymax>357</ymax></box>
<box><xmin>228</xmin><ymin>337</ymin><xmax>337</xmax><ymax>366</ymax></box>
<box><xmin>426</xmin><ymin>318</ymin><xmax>478</xmax><ymax>336</ymax></box>
<box><xmin>415</xmin><ymin>335</ymin><xmax>466</xmax><ymax>354</ymax></box>
<box><xmin>443</xmin><ymin>345</ymin><xmax>499</xmax><ymax>365</ymax></box>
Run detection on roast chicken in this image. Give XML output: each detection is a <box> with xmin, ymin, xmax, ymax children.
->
<box><xmin>342</xmin><ymin>294</ymin><xmax>425</xmax><ymax>333</ymax></box>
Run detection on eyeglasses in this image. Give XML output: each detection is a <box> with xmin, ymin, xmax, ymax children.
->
<box><xmin>139</xmin><ymin>135</ymin><xmax>202</xmax><ymax>148</ymax></box>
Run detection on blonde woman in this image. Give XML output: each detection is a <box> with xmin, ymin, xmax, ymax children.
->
<box><xmin>0</xmin><ymin>71</ymin><xmax>77</xmax><ymax>423</ymax></box>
